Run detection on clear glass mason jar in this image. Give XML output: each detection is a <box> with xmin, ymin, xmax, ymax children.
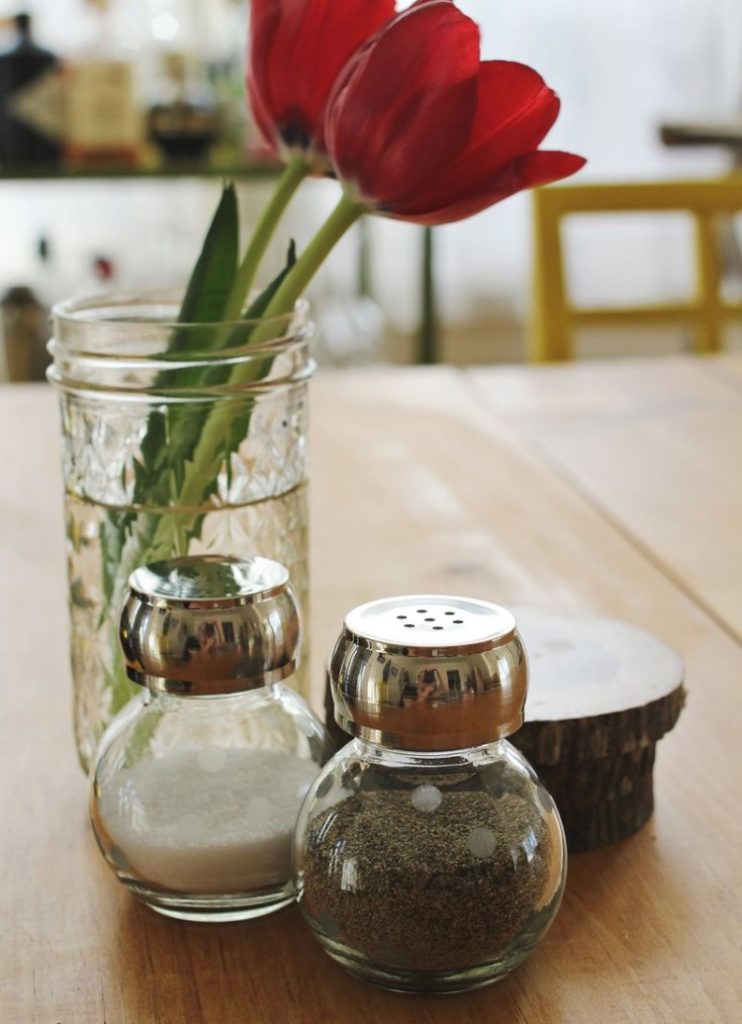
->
<box><xmin>90</xmin><ymin>555</ymin><xmax>331</xmax><ymax>922</ymax></box>
<box><xmin>293</xmin><ymin>595</ymin><xmax>567</xmax><ymax>993</ymax></box>
<box><xmin>47</xmin><ymin>291</ymin><xmax>314</xmax><ymax>770</ymax></box>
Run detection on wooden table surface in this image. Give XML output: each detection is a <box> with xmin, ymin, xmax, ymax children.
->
<box><xmin>1</xmin><ymin>355</ymin><xmax>741</xmax><ymax>1023</ymax></box>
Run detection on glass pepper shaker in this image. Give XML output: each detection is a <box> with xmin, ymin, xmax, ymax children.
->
<box><xmin>293</xmin><ymin>595</ymin><xmax>567</xmax><ymax>993</ymax></box>
<box><xmin>90</xmin><ymin>555</ymin><xmax>331</xmax><ymax>922</ymax></box>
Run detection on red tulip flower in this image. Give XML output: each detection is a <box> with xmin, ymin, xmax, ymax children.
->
<box><xmin>248</xmin><ymin>0</ymin><xmax>396</xmax><ymax>169</ymax></box>
<box><xmin>324</xmin><ymin>0</ymin><xmax>586</xmax><ymax>224</ymax></box>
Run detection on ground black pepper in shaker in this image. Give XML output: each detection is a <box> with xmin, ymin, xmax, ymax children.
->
<box><xmin>293</xmin><ymin>595</ymin><xmax>567</xmax><ymax>993</ymax></box>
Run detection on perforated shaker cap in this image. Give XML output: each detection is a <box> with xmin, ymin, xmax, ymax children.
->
<box><xmin>330</xmin><ymin>595</ymin><xmax>527</xmax><ymax>751</ymax></box>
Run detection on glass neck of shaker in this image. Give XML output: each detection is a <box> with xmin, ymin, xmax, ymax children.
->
<box><xmin>349</xmin><ymin>737</ymin><xmax>508</xmax><ymax>769</ymax></box>
<box><xmin>143</xmin><ymin>683</ymin><xmax>279</xmax><ymax>712</ymax></box>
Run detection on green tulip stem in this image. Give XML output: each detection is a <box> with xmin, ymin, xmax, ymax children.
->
<box><xmin>175</xmin><ymin>192</ymin><xmax>365</xmax><ymax>510</ymax></box>
<box><xmin>261</xmin><ymin>191</ymin><xmax>365</xmax><ymax>326</ymax></box>
<box><xmin>223</xmin><ymin>155</ymin><xmax>308</xmax><ymax>321</ymax></box>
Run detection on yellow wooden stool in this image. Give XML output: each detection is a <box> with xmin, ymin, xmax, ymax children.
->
<box><xmin>529</xmin><ymin>177</ymin><xmax>742</xmax><ymax>361</ymax></box>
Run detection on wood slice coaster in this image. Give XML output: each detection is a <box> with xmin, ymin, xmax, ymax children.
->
<box><xmin>510</xmin><ymin>609</ymin><xmax>685</xmax><ymax>852</ymax></box>
<box><xmin>323</xmin><ymin>610</ymin><xmax>685</xmax><ymax>854</ymax></box>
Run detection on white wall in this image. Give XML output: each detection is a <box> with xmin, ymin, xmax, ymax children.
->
<box><xmin>1</xmin><ymin>0</ymin><xmax>740</xmax><ymax>340</ymax></box>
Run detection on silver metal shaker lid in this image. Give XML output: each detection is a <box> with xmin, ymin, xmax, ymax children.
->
<box><xmin>120</xmin><ymin>555</ymin><xmax>301</xmax><ymax>695</ymax></box>
<box><xmin>330</xmin><ymin>595</ymin><xmax>527</xmax><ymax>751</ymax></box>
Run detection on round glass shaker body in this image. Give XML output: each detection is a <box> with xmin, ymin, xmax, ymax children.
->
<box><xmin>294</xmin><ymin>738</ymin><xmax>566</xmax><ymax>993</ymax></box>
<box><xmin>91</xmin><ymin>678</ymin><xmax>329</xmax><ymax>922</ymax></box>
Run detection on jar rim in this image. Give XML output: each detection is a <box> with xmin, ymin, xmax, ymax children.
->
<box><xmin>47</xmin><ymin>287</ymin><xmax>315</xmax><ymax>392</ymax></box>
<box><xmin>52</xmin><ymin>288</ymin><xmax>306</xmax><ymax>333</ymax></box>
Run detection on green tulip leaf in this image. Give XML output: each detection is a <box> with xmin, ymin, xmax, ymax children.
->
<box><xmin>175</xmin><ymin>181</ymin><xmax>239</xmax><ymax>344</ymax></box>
<box><xmin>101</xmin><ymin>212</ymin><xmax>299</xmax><ymax>623</ymax></box>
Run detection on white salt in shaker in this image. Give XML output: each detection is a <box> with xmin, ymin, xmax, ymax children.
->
<box><xmin>90</xmin><ymin>555</ymin><xmax>330</xmax><ymax>922</ymax></box>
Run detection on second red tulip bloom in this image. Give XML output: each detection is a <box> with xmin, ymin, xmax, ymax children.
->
<box><xmin>324</xmin><ymin>1</ymin><xmax>585</xmax><ymax>225</ymax></box>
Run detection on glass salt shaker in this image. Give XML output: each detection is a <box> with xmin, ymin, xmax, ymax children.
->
<box><xmin>293</xmin><ymin>596</ymin><xmax>567</xmax><ymax>993</ymax></box>
<box><xmin>90</xmin><ymin>555</ymin><xmax>330</xmax><ymax>922</ymax></box>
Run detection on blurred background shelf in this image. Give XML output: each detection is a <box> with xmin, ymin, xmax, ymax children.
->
<box><xmin>0</xmin><ymin>159</ymin><xmax>279</xmax><ymax>180</ymax></box>
<box><xmin>660</xmin><ymin>120</ymin><xmax>742</xmax><ymax>152</ymax></box>
<box><xmin>2</xmin><ymin>0</ymin><xmax>742</xmax><ymax>379</ymax></box>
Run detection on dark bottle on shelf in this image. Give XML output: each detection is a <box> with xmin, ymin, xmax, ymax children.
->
<box><xmin>0</xmin><ymin>12</ymin><xmax>62</xmax><ymax>169</ymax></box>
<box><xmin>1</xmin><ymin>234</ymin><xmax>61</xmax><ymax>383</ymax></box>
<box><xmin>147</xmin><ymin>53</ymin><xmax>219</xmax><ymax>163</ymax></box>
<box><xmin>1</xmin><ymin>284</ymin><xmax>47</xmax><ymax>381</ymax></box>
